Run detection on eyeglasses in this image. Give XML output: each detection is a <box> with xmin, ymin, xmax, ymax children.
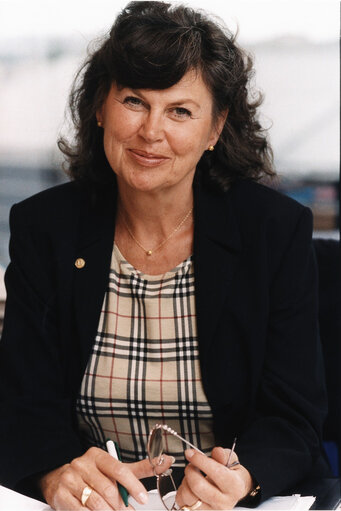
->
<box><xmin>147</xmin><ymin>424</ymin><xmax>205</xmax><ymax>510</ymax></box>
<box><xmin>147</xmin><ymin>424</ymin><xmax>239</xmax><ymax>511</ymax></box>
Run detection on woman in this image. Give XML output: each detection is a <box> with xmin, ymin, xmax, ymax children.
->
<box><xmin>0</xmin><ymin>1</ymin><xmax>329</xmax><ymax>510</ymax></box>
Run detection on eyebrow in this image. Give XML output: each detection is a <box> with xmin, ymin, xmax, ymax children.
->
<box><xmin>130</xmin><ymin>88</ymin><xmax>201</xmax><ymax>109</ymax></box>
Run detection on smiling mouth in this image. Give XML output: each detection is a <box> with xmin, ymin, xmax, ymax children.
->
<box><xmin>128</xmin><ymin>149</ymin><xmax>170</xmax><ymax>167</ymax></box>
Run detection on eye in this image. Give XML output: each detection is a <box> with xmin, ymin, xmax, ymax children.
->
<box><xmin>123</xmin><ymin>96</ymin><xmax>144</xmax><ymax>109</ymax></box>
<box><xmin>171</xmin><ymin>107</ymin><xmax>192</xmax><ymax>120</ymax></box>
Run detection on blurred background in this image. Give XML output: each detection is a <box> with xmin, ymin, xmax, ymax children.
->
<box><xmin>0</xmin><ymin>0</ymin><xmax>339</xmax><ymax>269</ymax></box>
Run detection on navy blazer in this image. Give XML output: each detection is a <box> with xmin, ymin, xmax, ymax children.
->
<box><xmin>0</xmin><ymin>177</ymin><xmax>329</xmax><ymax>502</ymax></box>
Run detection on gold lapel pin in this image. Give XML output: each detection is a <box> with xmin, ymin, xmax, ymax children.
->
<box><xmin>75</xmin><ymin>258</ymin><xmax>86</xmax><ymax>269</ymax></box>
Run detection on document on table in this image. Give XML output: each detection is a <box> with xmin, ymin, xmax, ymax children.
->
<box><xmin>0</xmin><ymin>485</ymin><xmax>315</xmax><ymax>510</ymax></box>
<box><xmin>129</xmin><ymin>489</ymin><xmax>316</xmax><ymax>510</ymax></box>
<box><xmin>0</xmin><ymin>484</ymin><xmax>52</xmax><ymax>510</ymax></box>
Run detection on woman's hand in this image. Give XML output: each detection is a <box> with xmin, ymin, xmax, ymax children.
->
<box><xmin>176</xmin><ymin>447</ymin><xmax>253</xmax><ymax>510</ymax></box>
<box><xmin>38</xmin><ymin>446</ymin><xmax>174</xmax><ymax>510</ymax></box>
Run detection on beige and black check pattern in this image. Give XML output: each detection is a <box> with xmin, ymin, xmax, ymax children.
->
<box><xmin>76</xmin><ymin>244</ymin><xmax>214</xmax><ymax>466</ymax></box>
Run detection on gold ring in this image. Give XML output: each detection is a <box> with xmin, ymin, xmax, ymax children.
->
<box><xmin>181</xmin><ymin>500</ymin><xmax>202</xmax><ymax>510</ymax></box>
<box><xmin>81</xmin><ymin>486</ymin><xmax>92</xmax><ymax>506</ymax></box>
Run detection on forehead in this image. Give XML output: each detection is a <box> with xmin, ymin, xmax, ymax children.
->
<box><xmin>169</xmin><ymin>69</ymin><xmax>211</xmax><ymax>97</ymax></box>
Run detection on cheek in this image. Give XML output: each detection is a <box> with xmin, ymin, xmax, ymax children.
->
<box><xmin>167</xmin><ymin>124</ymin><xmax>207</xmax><ymax>157</ymax></box>
<box><xmin>171</xmin><ymin>121</ymin><xmax>210</xmax><ymax>155</ymax></box>
<box><xmin>105</xmin><ymin>107</ymin><xmax>142</xmax><ymax>144</ymax></box>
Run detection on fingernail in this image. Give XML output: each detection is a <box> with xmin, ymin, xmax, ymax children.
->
<box><xmin>170</xmin><ymin>456</ymin><xmax>176</xmax><ymax>465</ymax></box>
<box><xmin>185</xmin><ymin>449</ymin><xmax>195</xmax><ymax>458</ymax></box>
<box><xmin>138</xmin><ymin>492</ymin><xmax>149</xmax><ymax>505</ymax></box>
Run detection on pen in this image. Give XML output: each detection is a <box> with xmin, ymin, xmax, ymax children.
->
<box><xmin>226</xmin><ymin>437</ymin><xmax>239</xmax><ymax>468</ymax></box>
<box><xmin>106</xmin><ymin>439</ymin><xmax>129</xmax><ymax>507</ymax></box>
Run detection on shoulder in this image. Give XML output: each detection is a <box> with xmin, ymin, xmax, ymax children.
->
<box><xmin>198</xmin><ymin>179</ymin><xmax>314</xmax><ymax>254</ymax></box>
<box><xmin>229</xmin><ymin>179</ymin><xmax>313</xmax><ymax>237</ymax></box>
<box><xmin>9</xmin><ymin>181</ymin><xmax>81</xmax><ymax>230</ymax></box>
<box><xmin>230</xmin><ymin>179</ymin><xmax>307</xmax><ymax>217</ymax></box>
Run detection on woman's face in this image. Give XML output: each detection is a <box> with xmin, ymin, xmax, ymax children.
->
<box><xmin>97</xmin><ymin>69</ymin><xmax>226</xmax><ymax>196</ymax></box>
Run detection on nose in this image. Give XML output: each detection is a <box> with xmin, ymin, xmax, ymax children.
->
<box><xmin>138</xmin><ymin>110</ymin><xmax>164</xmax><ymax>143</ymax></box>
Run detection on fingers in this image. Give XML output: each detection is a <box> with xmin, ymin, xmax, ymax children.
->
<box><xmin>176</xmin><ymin>476</ymin><xmax>202</xmax><ymax>510</ymax></box>
<box><xmin>211</xmin><ymin>447</ymin><xmax>239</xmax><ymax>468</ymax></box>
<box><xmin>41</xmin><ymin>447</ymin><xmax>151</xmax><ymax>510</ymax></box>
<box><xmin>130</xmin><ymin>454</ymin><xmax>175</xmax><ymax>478</ymax></box>
<box><xmin>53</xmin><ymin>488</ymin><xmax>89</xmax><ymax>511</ymax></box>
<box><xmin>42</xmin><ymin>447</ymin><xmax>175</xmax><ymax>511</ymax></box>
<box><xmin>71</xmin><ymin>449</ymin><xmax>175</xmax><ymax>508</ymax></box>
<box><xmin>209</xmin><ymin>448</ymin><xmax>253</xmax><ymax>498</ymax></box>
<box><xmin>78</xmin><ymin>448</ymin><xmax>149</xmax><ymax>507</ymax></box>
<box><xmin>185</xmin><ymin>450</ymin><xmax>238</xmax><ymax>494</ymax></box>
<box><xmin>181</xmin><ymin>449</ymin><xmax>251</xmax><ymax>509</ymax></box>
<box><xmin>94</xmin><ymin>450</ymin><xmax>175</xmax><ymax>505</ymax></box>
<box><xmin>183</xmin><ymin>462</ymin><xmax>232</xmax><ymax>510</ymax></box>
<box><xmin>55</xmin><ymin>464</ymin><xmax>115</xmax><ymax>510</ymax></box>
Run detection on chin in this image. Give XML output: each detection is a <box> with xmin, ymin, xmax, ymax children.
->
<box><xmin>123</xmin><ymin>171</ymin><xmax>168</xmax><ymax>192</ymax></box>
<box><xmin>126</xmin><ymin>177</ymin><xmax>165</xmax><ymax>194</ymax></box>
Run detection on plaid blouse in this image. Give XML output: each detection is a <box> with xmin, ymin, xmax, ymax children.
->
<box><xmin>76</xmin><ymin>244</ymin><xmax>214</xmax><ymax>466</ymax></box>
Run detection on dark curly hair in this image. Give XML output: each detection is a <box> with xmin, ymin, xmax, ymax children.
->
<box><xmin>59</xmin><ymin>1</ymin><xmax>275</xmax><ymax>190</ymax></box>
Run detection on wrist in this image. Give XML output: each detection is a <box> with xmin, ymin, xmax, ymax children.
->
<box><xmin>238</xmin><ymin>465</ymin><xmax>254</xmax><ymax>498</ymax></box>
<box><xmin>238</xmin><ymin>470</ymin><xmax>261</xmax><ymax>507</ymax></box>
<box><xmin>38</xmin><ymin>464</ymin><xmax>69</xmax><ymax>503</ymax></box>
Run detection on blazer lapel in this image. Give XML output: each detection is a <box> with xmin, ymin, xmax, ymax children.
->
<box><xmin>73</xmin><ymin>184</ymin><xmax>117</xmax><ymax>371</ymax></box>
<box><xmin>193</xmin><ymin>183</ymin><xmax>242</xmax><ymax>376</ymax></box>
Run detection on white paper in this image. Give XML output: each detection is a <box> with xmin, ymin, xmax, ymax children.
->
<box><xmin>0</xmin><ymin>485</ymin><xmax>52</xmax><ymax>510</ymax></box>
<box><xmin>129</xmin><ymin>489</ymin><xmax>174</xmax><ymax>509</ymax></box>
<box><xmin>129</xmin><ymin>489</ymin><xmax>316</xmax><ymax>510</ymax></box>
<box><xmin>0</xmin><ymin>484</ymin><xmax>315</xmax><ymax>511</ymax></box>
<box><xmin>237</xmin><ymin>494</ymin><xmax>316</xmax><ymax>510</ymax></box>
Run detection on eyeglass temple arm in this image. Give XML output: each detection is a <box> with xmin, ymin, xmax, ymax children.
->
<box><xmin>164</xmin><ymin>427</ymin><xmax>205</xmax><ymax>455</ymax></box>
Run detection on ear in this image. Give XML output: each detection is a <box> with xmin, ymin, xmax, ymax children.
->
<box><xmin>96</xmin><ymin>109</ymin><xmax>103</xmax><ymax>125</ymax></box>
<box><xmin>96</xmin><ymin>96</ymin><xmax>107</xmax><ymax>125</ymax></box>
<box><xmin>208</xmin><ymin>109</ymin><xmax>229</xmax><ymax>147</ymax></box>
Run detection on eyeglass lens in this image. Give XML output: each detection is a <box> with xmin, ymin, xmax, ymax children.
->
<box><xmin>148</xmin><ymin>427</ymin><xmax>177</xmax><ymax>510</ymax></box>
<box><xmin>148</xmin><ymin>427</ymin><xmax>164</xmax><ymax>467</ymax></box>
<box><xmin>158</xmin><ymin>469</ymin><xmax>177</xmax><ymax>509</ymax></box>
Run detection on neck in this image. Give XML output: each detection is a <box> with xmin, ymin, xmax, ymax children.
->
<box><xmin>116</xmin><ymin>184</ymin><xmax>194</xmax><ymax>239</ymax></box>
<box><xmin>114</xmin><ymin>180</ymin><xmax>195</xmax><ymax>268</ymax></box>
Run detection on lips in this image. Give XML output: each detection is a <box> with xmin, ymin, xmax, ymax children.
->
<box><xmin>128</xmin><ymin>148</ymin><xmax>170</xmax><ymax>167</ymax></box>
<box><xmin>132</xmin><ymin>149</ymin><xmax>168</xmax><ymax>158</ymax></box>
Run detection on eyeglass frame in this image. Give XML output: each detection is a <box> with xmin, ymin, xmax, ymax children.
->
<box><xmin>147</xmin><ymin>423</ymin><xmax>238</xmax><ymax>511</ymax></box>
<box><xmin>147</xmin><ymin>424</ymin><xmax>204</xmax><ymax>510</ymax></box>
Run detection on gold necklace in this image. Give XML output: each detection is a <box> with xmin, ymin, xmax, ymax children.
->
<box><xmin>122</xmin><ymin>207</ymin><xmax>193</xmax><ymax>256</ymax></box>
